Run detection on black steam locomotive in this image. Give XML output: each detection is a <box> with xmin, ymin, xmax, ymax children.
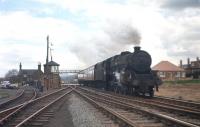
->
<box><xmin>78</xmin><ymin>46</ymin><xmax>162</xmax><ymax>97</ymax></box>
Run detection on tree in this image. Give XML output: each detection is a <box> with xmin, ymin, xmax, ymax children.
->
<box><xmin>5</xmin><ymin>69</ymin><xmax>18</xmax><ymax>78</ymax></box>
<box><xmin>4</xmin><ymin>69</ymin><xmax>19</xmax><ymax>83</ymax></box>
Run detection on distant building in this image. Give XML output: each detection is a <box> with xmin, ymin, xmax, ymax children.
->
<box><xmin>152</xmin><ymin>61</ymin><xmax>185</xmax><ymax>80</ymax></box>
<box><xmin>180</xmin><ymin>57</ymin><xmax>200</xmax><ymax>79</ymax></box>
<box><xmin>18</xmin><ymin>62</ymin><xmax>43</xmax><ymax>86</ymax></box>
<box><xmin>43</xmin><ymin>60</ymin><xmax>61</xmax><ymax>89</ymax></box>
<box><xmin>18</xmin><ymin>36</ymin><xmax>61</xmax><ymax>90</ymax></box>
<box><xmin>43</xmin><ymin>35</ymin><xmax>61</xmax><ymax>90</ymax></box>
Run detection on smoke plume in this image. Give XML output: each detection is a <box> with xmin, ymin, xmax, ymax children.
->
<box><xmin>70</xmin><ymin>21</ymin><xmax>141</xmax><ymax>67</ymax></box>
<box><xmin>105</xmin><ymin>22</ymin><xmax>141</xmax><ymax>45</ymax></box>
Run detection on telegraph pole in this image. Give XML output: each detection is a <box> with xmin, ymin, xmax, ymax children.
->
<box><xmin>46</xmin><ymin>35</ymin><xmax>50</xmax><ymax>90</ymax></box>
<box><xmin>46</xmin><ymin>35</ymin><xmax>49</xmax><ymax>64</ymax></box>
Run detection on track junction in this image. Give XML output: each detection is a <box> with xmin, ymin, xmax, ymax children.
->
<box><xmin>0</xmin><ymin>85</ymin><xmax>199</xmax><ymax>127</ymax></box>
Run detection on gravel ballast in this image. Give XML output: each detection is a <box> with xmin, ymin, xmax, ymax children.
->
<box><xmin>68</xmin><ymin>93</ymin><xmax>105</xmax><ymax>127</ymax></box>
<box><xmin>45</xmin><ymin>94</ymin><xmax>74</xmax><ymax>127</ymax></box>
<box><xmin>44</xmin><ymin>92</ymin><xmax>117</xmax><ymax>127</ymax></box>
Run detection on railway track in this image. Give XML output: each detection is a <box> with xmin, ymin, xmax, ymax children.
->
<box><xmin>0</xmin><ymin>86</ymin><xmax>72</xmax><ymax>127</ymax></box>
<box><xmin>0</xmin><ymin>86</ymin><xmax>37</xmax><ymax>123</ymax></box>
<box><xmin>77</xmin><ymin>87</ymin><xmax>200</xmax><ymax>127</ymax></box>
<box><xmin>84</xmin><ymin>86</ymin><xmax>200</xmax><ymax>113</ymax></box>
<box><xmin>0</xmin><ymin>86</ymin><xmax>37</xmax><ymax>112</ymax></box>
<box><xmin>153</xmin><ymin>95</ymin><xmax>200</xmax><ymax>111</ymax></box>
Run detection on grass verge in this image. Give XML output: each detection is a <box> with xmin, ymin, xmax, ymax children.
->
<box><xmin>164</xmin><ymin>79</ymin><xmax>200</xmax><ymax>84</ymax></box>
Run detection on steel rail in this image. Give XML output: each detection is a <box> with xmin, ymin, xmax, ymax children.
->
<box><xmin>0</xmin><ymin>87</ymin><xmax>69</xmax><ymax>126</ymax></box>
<box><xmin>0</xmin><ymin>104</ymin><xmax>23</xmax><ymax>120</ymax></box>
<box><xmin>74</xmin><ymin>89</ymin><xmax>139</xmax><ymax>127</ymax></box>
<box><xmin>79</xmin><ymin>87</ymin><xmax>200</xmax><ymax>116</ymax></box>
<box><xmin>30</xmin><ymin>88</ymin><xmax>37</xmax><ymax>100</ymax></box>
<box><xmin>15</xmin><ymin>89</ymin><xmax>73</xmax><ymax>127</ymax></box>
<box><xmin>144</xmin><ymin>97</ymin><xmax>200</xmax><ymax>113</ymax></box>
<box><xmin>0</xmin><ymin>88</ymin><xmax>37</xmax><ymax>122</ymax></box>
<box><xmin>77</xmin><ymin>88</ymin><xmax>199</xmax><ymax>127</ymax></box>
<box><xmin>154</xmin><ymin>95</ymin><xmax>200</xmax><ymax>108</ymax></box>
<box><xmin>91</xmin><ymin>86</ymin><xmax>200</xmax><ymax>111</ymax></box>
<box><xmin>0</xmin><ymin>89</ymin><xmax>24</xmax><ymax>109</ymax></box>
<box><xmin>82</xmin><ymin>86</ymin><xmax>200</xmax><ymax>113</ymax></box>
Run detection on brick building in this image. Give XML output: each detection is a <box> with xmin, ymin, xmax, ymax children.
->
<box><xmin>43</xmin><ymin>35</ymin><xmax>61</xmax><ymax>90</ymax></box>
<box><xmin>43</xmin><ymin>60</ymin><xmax>61</xmax><ymax>89</ymax></box>
<box><xmin>18</xmin><ymin>62</ymin><xmax>43</xmax><ymax>87</ymax></box>
<box><xmin>152</xmin><ymin>61</ymin><xmax>185</xmax><ymax>80</ymax></box>
<box><xmin>180</xmin><ymin>57</ymin><xmax>200</xmax><ymax>79</ymax></box>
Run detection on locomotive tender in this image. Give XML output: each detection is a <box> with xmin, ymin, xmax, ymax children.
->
<box><xmin>78</xmin><ymin>46</ymin><xmax>162</xmax><ymax>97</ymax></box>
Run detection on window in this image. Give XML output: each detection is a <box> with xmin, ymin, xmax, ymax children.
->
<box><xmin>159</xmin><ymin>71</ymin><xmax>165</xmax><ymax>77</ymax></box>
<box><xmin>176</xmin><ymin>72</ymin><xmax>181</xmax><ymax>77</ymax></box>
<box><xmin>51</xmin><ymin>66</ymin><xmax>59</xmax><ymax>73</ymax></box>
<box><xmin>191</xmin><ymin>63</ymin><xmax>195</xmax><ymax>67</ymax></box>
<box><xmin>181</xmin><ymin>72</ymin><xmax>185</xmax><ymax>78</ymax></box>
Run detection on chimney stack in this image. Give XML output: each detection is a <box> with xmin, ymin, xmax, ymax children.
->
<box><xmin>197</xmin><ymin>57</ymin><xmax>199</xmax><ymax>61</ymax></box>
<box><xmin>180</xmin><ymin>60</ymin><xmax>182</xmax><ymax>68</ymax></box>
<box><xmin>187</xmin><ymin>58</ymin><xmax>190</xmax><ymax>66</ymax></box>
<box><xmin>38</xmin><ymin>62</ymin><xmax>41</xmax><ymax>71</ymax></box>
<box><xmin>19</xmin><ymin>62</ymin><xmax>22</xmax><ymax>71</ymax></box>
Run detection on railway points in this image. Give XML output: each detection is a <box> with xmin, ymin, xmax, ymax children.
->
<box><xmin>0</xmin><ymin>84</ymin><xmax>199</xmax><ymax>127</ymax></box>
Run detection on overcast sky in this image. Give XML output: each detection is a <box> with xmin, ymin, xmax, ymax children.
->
<box><xmin>0</xmin><ymin>0</ymin><xmax>200</xmax><ymax>77</ymax></box>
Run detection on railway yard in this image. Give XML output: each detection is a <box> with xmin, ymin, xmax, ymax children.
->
<box><xmin>0</xmin><ymin>85</ymin><xmax>199</xmax><ymax>127</ymax></box>
<box><xmin>1</xmin><ymin>0</ymin><xmax>200</xmax><ymax>126</ymax></box>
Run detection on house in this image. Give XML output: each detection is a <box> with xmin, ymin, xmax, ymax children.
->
<box><xmin>18</xmin><ymin>62</ymin><xmax>43</xmax><ymax>87</ymax></box>
<box><xmin>180</xmin><ymin>57</ymin><xmax>200</xmax><ymax>79</ymax></box>
<box><xmin>152</xmin><ymin>61</ymin><xmax>185</xmax><ymax>80</ymax></box>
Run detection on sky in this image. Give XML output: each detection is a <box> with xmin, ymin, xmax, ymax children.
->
<box><xmin>0</xmin><ymin>0</ymin><xmax>200</xmax><ymax>77</ymax></box>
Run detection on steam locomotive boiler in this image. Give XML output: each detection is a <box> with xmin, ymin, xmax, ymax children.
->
<box><xmin>78</xmin><ymin>46</ymin><xmax>162</xmax><ymax>97</ymax></box>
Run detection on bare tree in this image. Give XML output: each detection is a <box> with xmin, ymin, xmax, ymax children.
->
<box><xmin>4</xmin><ymin>69</ymin><xmax>19</xmax><ymax>83</ymax></box>
<box><xmin>5</xmin><ymin>69</ymin><xmax>18</xmax><ymax>78</ymax></box>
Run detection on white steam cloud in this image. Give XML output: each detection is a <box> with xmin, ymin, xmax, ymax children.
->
<box><xmin>70</xmin><ymin>21</ymin><xmax>141</xmax><ymax>67</ymax></box>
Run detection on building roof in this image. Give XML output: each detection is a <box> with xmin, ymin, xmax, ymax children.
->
<box><xmin>45</xmin><ymin>61</ymin><xmax>60</xmax><ymax>66</ymax></box>
<box><xmin>18</xmin><ymin>69</ymin><xmax>43</xmax><ymax>76</ymax></box>
<box><xmin>152</xmin><ymin>61</ymin><xmax>184</xmax><ymax>72</ymax></box>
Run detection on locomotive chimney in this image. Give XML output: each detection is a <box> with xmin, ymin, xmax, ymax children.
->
<box><xmin>134</xmin><ymin>46</ymin><xmax>141</xmax><ymax>52</ymax></box>
<box><xmin>180</xmin><ymin>60</ymin><xmax>182</xmax><ymax>68</ymax></box>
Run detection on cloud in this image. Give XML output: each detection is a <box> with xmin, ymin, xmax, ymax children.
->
<box><xmin>0</xmin><ymin>11</ymin><xmax>83</xmax><ymax>76</ymax></box>
<box><xmin>161</xmin><ymin>0</ymin><xmax>200</xmax><ymax>10</ymax></box>
<box><xmin>159</xmin><ymin>15</ymin><xmax>200</xmax><ymax>62</ymax></box>
<box><xmin>68</xmin><ymin>20</ymin><xmax>141</xmax><ymax>67</ymax></box>
<box><xmin>1</xmin><ymin>0</ymin><xmax>200</xmax><ymax>76</ymax></box>
<box><xmin>0</xmin><ymin>1</ymin><xmax>167</xmax><ymax>76</ymax></box>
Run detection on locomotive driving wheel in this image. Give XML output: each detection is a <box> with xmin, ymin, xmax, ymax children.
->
<box><xmin>149</xmin><ymin>87</ymin><xmax>154</xmax><ymax>97</ymax></box>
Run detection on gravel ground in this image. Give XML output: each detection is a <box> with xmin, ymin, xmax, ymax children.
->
<box><xmin>44</xmin><ymin>94</ymin><xmax>74</xmax><ymax>127</ymax></box>
<box><xmin>68</xmin><ymin>94</ymin><xmax>104</xmax><ymax>127</ymax></box>
<box><xmin>37</xmin><ymin>88</ymin><xmax>59</xmax><ymax>97</ymax></box>
<box><xmin>155</xmin><ymin>83</ymin><xmax>200</xmax><ymax>102</ymax></box>
<box><xmin>46</xmin><ymin>92</ymin><xmax>117</xmax><ymax>127</ymax></box>
<box><xmin>37</xmin><ymin>86</ymin><xmax>69</xmax><ymax>97</ymax></box>
<box><xmin>0</xmin><ymin>88</ymin><xmax>19</xmax><ymax>104</ymax></box>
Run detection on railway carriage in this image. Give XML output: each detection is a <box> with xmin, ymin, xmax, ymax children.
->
<box><xmin>78</xmin><ymin>46</ymin><xmax>162</xmax><ymax>97</ymax></box>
